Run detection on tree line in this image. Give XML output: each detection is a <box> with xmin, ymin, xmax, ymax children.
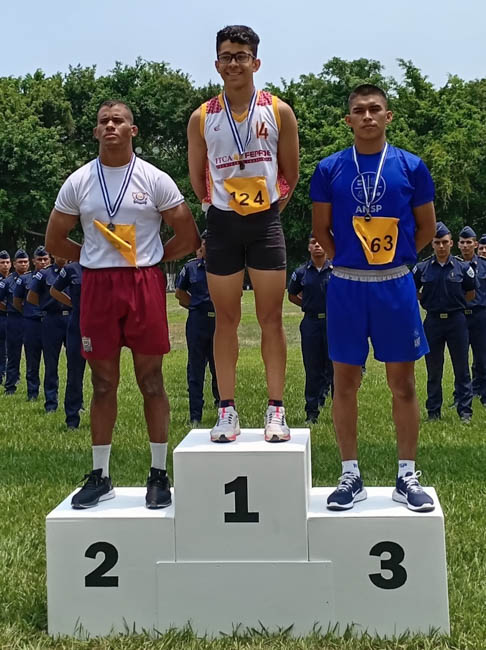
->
<box><xmin>1</xmin><ymin>57</ymin><xmax>485</xmax><ymax>270</ymax></box>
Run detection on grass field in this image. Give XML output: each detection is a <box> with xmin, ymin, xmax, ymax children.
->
<box><xmin>0</xmin><ymin>291</ymin><xmax>485</xmax><ymax>649</ymax></box>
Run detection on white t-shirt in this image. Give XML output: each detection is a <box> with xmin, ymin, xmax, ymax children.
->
<box><xmin>55</xmin><ymin>157</ymin><xmax>184</xmax><ymax>268</ymax></box>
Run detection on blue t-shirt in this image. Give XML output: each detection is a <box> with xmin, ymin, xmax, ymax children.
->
<box><xmin>310</xmin><ymin>144</ymin><xmax>435</xmax><ymax>270</ymax></box>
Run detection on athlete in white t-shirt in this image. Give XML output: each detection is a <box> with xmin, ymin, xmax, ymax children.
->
<box><xmin>187</xmin><ymin>25</ymin><xmax>299</xmax><ymax>443</ymax></box>
<box><xmin>46</xmin><ymin>100</ymin><xmax>200</xmax><ymax>510</ymax></box>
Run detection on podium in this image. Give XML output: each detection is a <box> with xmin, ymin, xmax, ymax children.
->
<box><xmin>46</xmin><ymin>429</ymin><xmax>449</xmax><ymax>638</ymax></box>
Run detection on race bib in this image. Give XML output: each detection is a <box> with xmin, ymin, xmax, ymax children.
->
<box><xmin>93</xmin><ymin>220</ymin><xmax>137</xmax><ymax>266</ymax></box>
<box><xmin>223</xmin><ymin>176</ymin><xmax>270</xmax><ymax>216</ymax></box>
<box><xmin>352</xmin><ymin>216</ymin><xmax>399</xmax><ymax>265</ymax></box>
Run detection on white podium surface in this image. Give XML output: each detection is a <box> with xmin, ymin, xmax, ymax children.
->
<box><xmin>46</xmin><ymin>488</ymin><xmax>175</xmax><ymax>637</ymax></box>
<box><xmin>308</xmin><ymin>487</ymin><xmax>450</xmax><ymax>636</ymax></box>
<box><xmin>173</xmin><ymin>429</ymin><xmax>311</xmax><ymax>561</ymax></box>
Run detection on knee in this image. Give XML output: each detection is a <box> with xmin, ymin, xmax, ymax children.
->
<box><xmin>388</xmin><ymin>376</ymin><xmax>416</xmax><ymax>401</ymax></box>
<box><xmin>91</xmin><ymin>374</ymin><xmax>118</xmax><ymax>399</ymax></box>
<box><xmin>138</xmin><ymin>371</ymin><xmax>166</xmax><ymax>399</ymax></box>
<box><xmin>257</xmin><ymin>308</ymin><xmax>283</xmax><ymax>331</ymax></box>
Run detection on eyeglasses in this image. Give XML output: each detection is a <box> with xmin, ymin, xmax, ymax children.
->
<box><xmin>217</xmin><ymin>52</ymin><xmax>255</xmax><ymax>65</ymax></box>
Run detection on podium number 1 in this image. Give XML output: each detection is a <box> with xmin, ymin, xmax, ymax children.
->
<box><xmin>369</xmin><ymin>541</ymin><xmax>407</xmax><ymax>590</ymax></box>
<box><xmin>224</xmin><ymin>476</ymin><xmax>260</xmax><ymax>523</ymax></box>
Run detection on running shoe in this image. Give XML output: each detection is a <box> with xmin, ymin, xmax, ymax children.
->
<box><xmin>264</xmin><ymin>405</ymin><xmax>291</xmax><ymax>442</ymax></box>
<box><xmin>327</xmin><ymin>472</ymin><xmax>367</xmax><ymax>510</ymax></box>
<box><xmin>210</xmin><ymin>406</ymin><xmax>240</xmax><ymax>442</ymax></box>
<box><xmin>392</xmin><ymin>471</ymin><xmax>435</xmax><ymax>511</ymax></box>
<box><xmin>71</xmin><ymin>469</ymin><xmax>114</xmax><ymax>509</ymax></box>
<box><xmin>145</xmin><ymin>467</ymin><xmax>172</xmax><ymax>509</ymax></box>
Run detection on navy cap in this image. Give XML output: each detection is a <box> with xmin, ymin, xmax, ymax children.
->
<box><xmin>479</xmin><ymin>234</ymin><xmax>486</xmax><ymax>245</ymax></box>
<box><xmin>200</xmin><ymin>230</ymin><xmax>207</xmax><ymax>240</ymax></box>
<box><xmin>33</xmin><ymin>245</ymin><xmax>48</xmax><ymax>257</ymax></box>
<box><xmin>458</xmin><ymin>226</ymin><xmax>477</xmax><ymax>239</ymax></box>
<box><xmin>435</xmin><ymin>222</ymin><xmax>450</xmax><ymax>238</ymax></box>
<box><xmin>0</xmin><ymin>250</ymin><xmax>10</xmax><ymax>259</ymax></box>
<box><xmin>14</xmin><ymin>248</ymin><xmax>28</xmax><ymax>260</ymax></box>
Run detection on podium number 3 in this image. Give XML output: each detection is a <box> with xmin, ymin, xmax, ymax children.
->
<box><xmin>369</xmin><ymin>541</ymin><xmax>407</xmax><ymax>589</ymax></box>
<box><xmin>85</xmin><ymin>542</ymin><xmax>119</xmax><ymax>587</ymax></box>
<box><xmin>224</xmin><ymin>476</ymin><xmax>260</xmax><ymax>523</ymax></box>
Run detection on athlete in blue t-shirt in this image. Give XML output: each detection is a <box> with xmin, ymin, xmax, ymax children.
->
<box><xmin>310</xmin><ymin>84</ymin><xmax>436</xmax><ymax>512</ymax></box>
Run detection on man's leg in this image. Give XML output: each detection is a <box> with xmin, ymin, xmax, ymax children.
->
<box><xmin>24</xmin><ymin>318</ymin><xmax>42</xmax><ymax>399</ymax></box>
<box><xmin>423</xmin><ymin>317</ymin><xmax>445</xmax><ymax>418</ymax></box>
<box><xmin>0</xmin><ymin>315</ymin><xmax>7</xmax><ymax>384</ymax></box>
<box><xmin>42</xmin><ymin>315</ymin><xmax>64</xmax><ymax>412</ymax></box>
<box><xmin>385</xmin><ymin>362</ymin><xmax>419</xmax><ymax>459</ymax></box>
<box><xmin>64</xmin><ymin>320</ymin><xmax>86</xmax><ymax>428</ymax></box>
<box><xmin>446</xmin><ymin>315</ymin><xmax>473</xmax><ymax>419</ymax></box>
<box><xmin>208</xmin><ymin>317</ymin><xmax>220</xmax><ymax>405</ymax></box>
<box><xmin>300</xmin><ymin>316</ymin><xmax>323</xmax><ymax>421</ymax></box>
<box><xmin>5</xmin><ymin>314</ymin><xmax>23</xmax><ymax>393</ymax></box>
<box><xmin>332</xmin><ymin>362</ymin><xmax>363</xmax><ymax>460</ymax></box>
<box><xmin>186</xmin><ymin>312</ymin><xmax>206</xmax><ymax>423</ymax></box>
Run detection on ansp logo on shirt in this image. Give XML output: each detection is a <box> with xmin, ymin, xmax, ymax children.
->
<box><xmin>132</xmin><ymin>191</ymin><xmax>148</xmax><ymax>205</ymax></box>
<box><xmin>351</xmin><ymin>173</ymin><xmax>386</xmax><ymax>204</ymax></box>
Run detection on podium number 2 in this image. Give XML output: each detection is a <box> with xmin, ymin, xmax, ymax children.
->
<box><xmin>85</xmin><ymin>542</ymin><xmax>119</xmax><ymax>587</ymax></box>
<box><xmin>224</xmin><ymin>476</ymin><xmax>260</xmax><ymax>523</ymax></box>
<box><xmin>369</xmin><ymin>541</ymin><xmax>407</xmax><ymax>589</ymax></box>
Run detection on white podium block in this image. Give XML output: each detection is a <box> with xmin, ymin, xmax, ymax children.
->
<box><xmin>46</xmin><ymin>488</ymin><xmax>175</xmax><ymax>637</ymax></box>
<box><xmin>156</xmin><ymin>561</ymin><xmax>333</xmax><ymax>637</ymax></box>
<box><xmin>173</xmin><ymin>429</ymin><xmax>311</xmax><ymax>561</ymax></box>
<box><xmin>308</xmin><ymin>487</ymin><xmax>449</xmax><ymax>636</ymax></box>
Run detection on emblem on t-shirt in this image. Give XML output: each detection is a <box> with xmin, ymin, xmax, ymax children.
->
<box><xmin>351</xmin><ymin>173</ymin><xmax>386</xmax><ymax>204</ymax></box>
<box><xmin>82</xmin><ymin>336</ymin><xmax>92</xmax><ymax>352</ymax></box>
<box><xmin>132</xmin><ymin>191</ymin><xmax>148</xmax><ymax>205</ymax></box>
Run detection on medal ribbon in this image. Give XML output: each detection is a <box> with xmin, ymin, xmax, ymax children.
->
<box><xmin>352</xmin><ymin>142</ymin><xmax>388</xmax><ymax>219</ymax></box>
<box><xmin>96</xmin><ymin>154</ymin><xmax>136</xmax><ymax>224</ymax></box>
<box><xmin>223</xmin><ymin>90</ymin><xmax>257</xmax><ymax>165</ymax></box>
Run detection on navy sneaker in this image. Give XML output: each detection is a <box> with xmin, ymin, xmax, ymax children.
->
<box><xmin>145</xmin><ymin>467</ymin><xmax>172</xmax><ymax>509</ymax></box>
<box><xmin>327</xmin><ymin>473</ymin><xmax>367</xmax><ymax>510</ymax></box>
<box><xmin>71</xmin><ymin>469</ymin><xmax>115</xmax><ymax>509</ymax></box>
<box><xmin>392</xmin><ymin>471</ymin><xmax>434</xmax><ymax>512</ymax></box>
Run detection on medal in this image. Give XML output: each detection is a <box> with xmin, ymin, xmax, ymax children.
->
<box><xmin>96</xmin><ymin>154</ymin><xmax>137</xmax><ymax>229</ymax></box>
<box><xmin>352</xmin><ymin>143</ymin><xmax>388</xmax><ymax>222</ymax></box>
<box><xmin>223</xmin><ymin>90</ymin><xmax>257</xmax><ymax>171</ymax></box>
<box><xmin>239</xmin><ymin>161</ymin><xmax>245</xmax><ymax>170</ymax></box>
<box><xmin>107</xmin><ymin>222</ymin><xmax>115</xmax><ymax>232</ymax></box>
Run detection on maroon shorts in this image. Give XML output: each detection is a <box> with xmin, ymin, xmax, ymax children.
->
<box><xmin>80</xmin><ymin>266</ymin><xmax>170</xmax><ymax>360</ymax></box>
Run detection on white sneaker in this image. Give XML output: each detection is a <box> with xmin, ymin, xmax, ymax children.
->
<box><xmin>264</xmin><ymin>405</ymin><xmax>291</xmax><ymax>442</ymax></box>
<box><xmin>210</xmin><ymin>406</ymin><xmax>240</xmax><ymax>443</ymax></box>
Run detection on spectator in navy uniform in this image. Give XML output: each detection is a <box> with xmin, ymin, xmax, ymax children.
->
<box><xmin>27</xmin><ymin>256</ymin><xmax>70</xmax><ymax>414</ymax></box>
<box><xmin>478</xmin><ymin>234</ymin><xmax>486</xmax><ymax>260</ymax></box>
<box><xmin>50</xmin><ymin>261</ymin><xmax>86</xmax><ymax>428</ymax></box>
<box><xmin>0</xmin><ymin>250</ymin><xmax>11</xmax><ymax>385</ymax></box>
<box><xmin>413</xmin><ymin>222</ymin><xmax>475</xmax><ymax>422</ymax></box>
<box><xmin>175</xmin><ymin>231</ymin><xmax>219</xmax><ymax>424</ymax></box>
<box><xmin>456</xmin><ymin>226</ymin><xmax>486</xmax><ymax>406</ymax></box>
<box><xmin>0</xmin><ymin>249</ymin><xmax>30</xmax><ymax>395</ymax></box>
<box><xmin>13</xmin><ymin>246</ymin><xmax>50</xmax><ymax>400</ymax></box>
<box><xmin>288</xmin><ymin>234</ymin><xmax>333</xmax><ymax>423</ymax></box>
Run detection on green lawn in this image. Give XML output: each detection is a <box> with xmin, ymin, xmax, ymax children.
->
<box><xmin>0</xmin><ymin>291</ymin><xmax>484</xmax><ymax>649</ymax></box>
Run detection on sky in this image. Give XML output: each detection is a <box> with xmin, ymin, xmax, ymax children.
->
<box><xmin>1</xmin><ymin>0</ymin><xmax>485</xmax><ymax>88</ymax></box>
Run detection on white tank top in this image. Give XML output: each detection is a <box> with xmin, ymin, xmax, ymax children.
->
<box><xmin>201</xmin><ymin>90</ymin><xmax>288</xmax><ymax>215</ymax></box>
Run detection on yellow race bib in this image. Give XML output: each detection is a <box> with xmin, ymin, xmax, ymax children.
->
<box><xmin>93</xmin><ymin>220</ymin><xmax>137</xmax><ymax>266</ymax></box>
<box><xmin>223</xmin><ymin>176</ymin><xmax>270</xmax><ymax>216</ymax></box>
<box><xmin>352</xmin><ymin>216</ymin><xmax>399</xmax><ymax>265</ymax></box>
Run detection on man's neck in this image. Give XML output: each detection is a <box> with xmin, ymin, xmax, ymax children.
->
<box><xmin>311</xmin><ymin>256</ymin><xmax>325</xmax><ymax>269</ymax></box>
<box><xmin>462</xmin><ymin>253</ymin><xmax>475</xmax><ymax>262</ymax></box>
<box><xmin>435</xmin><ymin>255</ymin><xmax>450</xmax><ymax>264</ymax></box>
<box><xmin>354</xmin><ymin>135</ymin><xmax>387</xmax><ymax>155</ymax></box>
<box><xmin>223</xmin><ymin>85</ymin><xmax>256</xmax><ymax>114</ymax></box>
<box><xmin>98</xmin><ymin>146</ymin><xmax>133</xmax><ymax>167</ymax></box>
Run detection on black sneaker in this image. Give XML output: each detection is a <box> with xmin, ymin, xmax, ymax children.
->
<box><xmin>392</xmin><ymin>471</ymin><xmax>434</xmax><ymax>512</ymax></box>
<box><xmin>71</xmin><ymin>469</ymin><xmax>115</xmax><ymax>509</ymax></box>
<box><xmin>327</xmin><ymin>473</ymin><xmax>367</xmax><ymax>510</ymax></box>
<box><xmin>145</xmin><ymin>467</ymin><xmax>172</xmax><ymax>509</ymax></box>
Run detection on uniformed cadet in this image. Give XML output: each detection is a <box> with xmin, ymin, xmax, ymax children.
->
<box><xmin>413</xmin><ymin>222</ymin><xmax>476</xmax><ymax>422</ymax></box>
<box><xmin>288</xmin><ymin>234</ymin><xmax>333</xmax><ymax>423</ymax></box>
<box><xmin>478</xmin><ymin>234</ymin><xmax>486</xmax><ymax>260</ymax></box>
<box><xmin>457</xmin><ymin>226</ymin><xmax>486</xmax><ymax>406</ymax></box>
<box><xmin>27</xmin><ymin>256</ymin><xmax>70</xmax><ymax>413</ymax></box>
<box><xmin>13</xmin><ymin>246</ymin><xmax>50</xmax><ymax>400</ymax></box>
<box><xmin>0</xmin><ymin>249</ymin><xmax>30</xmax><ymax>394</ymax></box>
<box><xmin>51</xmin><ymin>261</ymin><xmax>86</xmax><ymax>428</ymax></box>
<box><xmin>0</xmin><ymin>250</ymin><xmax>11</xmax><ymax>385</ymax></box>
<box><xmin>175</xmin><ymin>231</ymin><xmax>219</xmax><ymax>424</ymax></box>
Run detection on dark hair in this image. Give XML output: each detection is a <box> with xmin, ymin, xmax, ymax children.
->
<box><xmin>97</xmin><ymin>100</ymin><xmax>134</xmax><ymax>124</ymax></box>
<box><xmin>216</xmin><ymin>25</ymin><xmax>260</xmax><ymax>57</ymax></box>
<box><xmin>348</xmin><ymin>84</ymin><xmax>388</xmax><ymax>110</ymax></box>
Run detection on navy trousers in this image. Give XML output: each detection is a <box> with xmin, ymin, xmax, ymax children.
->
<box><xmin>300</xmin><ymin>314</ymin><xmax>333</xmax><ymax>418</ymax></box>
<box><xmin>424</xmin><ymin>312</ymin><xmax>473</xmax><ymax>417</ymax></box>
<box><xmin>466</xmin><ymin>309</ymin><xmax>486</xmax><ymax>404</ymax></box>
<box><xmin>0</xmin><ymin>314</ymin><xmax>6</xmax><ymax>383</ymax></box>
<box><xmin>42</xmin><ymin>313</ymin><xmax>68</xmax><ymax>411</ymax></box>
<box><xmin>23</xmin><ymin>318</ymin><xmax>43</xmax><ymax>399</ymax></box>
<box><xmin>5</xmin><ymin>312</ymin><xmax>24</xmax><ymax>393</ymax></box>
<box><xmin>64</xmin><ymin>313</ymin><xmax>86</xmax><ymax>427</ymax></box>
<box><xmin>186</xmin><ymin>309</ymin><xmax>219</xmax><ymax>422</ymax></box>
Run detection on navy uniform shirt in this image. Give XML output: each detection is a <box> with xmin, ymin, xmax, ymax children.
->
<box><xmin>52</xmin><ymin>262</ymin><xmax>82</xmax><ymax>316</ymax></box>
<box><xmin>288</xmin><ymin>259</ymin><xmax>333</xmax><ymax>314</ymax></box>
<box><xmin>463</xmin><ymin>255</ymin><xmax>486</xmax><ymax>308</ymax></box>
<box><xmin>29</xmin><ymin>265</ymin><xmax>71</xmax><ymax>314</ymax></box>
<box><xmin>176</xmin><ymin>258</ymin><xmax>214</xmax><ymax>311</ymax></box>
<box><xmin>0</xmin><ymin>272</ymin><xmax>21</xmax><ymax>313</ymax></box>
<box><xmin>413</xmin><ymin>255</ymin><xmax>476</xmax><ymax>313</ymax></box>
<box><xmin>13</xmin><ymin>272</ymin><xmax>42</xmax><ymax>319</ymax></box>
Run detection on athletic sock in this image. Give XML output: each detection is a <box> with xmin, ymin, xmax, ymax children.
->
<box><xmin>268</xmin><ymin>399</ymin><xmax>283</xmax><ymax>407</ymax></box>
<box><xmin>150</xmin><ymin>442</ymin><xmax>168</xmax><ymax>471</ymax></box>
<box><xmin>398</xmin><ymin>459</ymin><xmax>415</xmax><ymax>478</ymax></box>
<box><xmin>342</xmin><ymin>460</ymin><xmax>360</xmax><ymax>476</ymax></box>
<box><xmin>92</xmin><ymin>444</ymin><xmax>111</xmax><ymax>478</ymax></box>
<box><xmin>219</xmin><ymin>399</ymin><xmax>235</xmax><ymax>408</ymax></box>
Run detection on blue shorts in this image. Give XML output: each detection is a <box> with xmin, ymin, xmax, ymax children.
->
<box><xmin>327</xmin><ymin>268</ymin><xmax>429</xmax><ymax>365</ymax></box>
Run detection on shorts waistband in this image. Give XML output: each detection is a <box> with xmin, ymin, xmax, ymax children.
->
<box><xmin>81</xmin><ymin>264</ymin><xmax>160</xmax><ymax>272</ymax></box>
<box><xmin>332</xmin><ymin>265</ymin><xmax>410</xmax><ymax>282</ymax></box>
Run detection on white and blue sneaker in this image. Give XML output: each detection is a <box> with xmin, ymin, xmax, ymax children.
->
<box><xmin>392</xmin><ymin>471</ymin><xmax>435</xmax><ymax>512</ymax></box>
<box><xmin>327</xmin><ymin>473</ymin><xmax>367</xmax><ymax>510</ymax></box>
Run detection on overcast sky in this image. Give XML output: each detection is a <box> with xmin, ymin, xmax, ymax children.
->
<box><xmin>2</xmin><ymin>0</ymin><xmax>485</xmax><ymax>88</ymax></box>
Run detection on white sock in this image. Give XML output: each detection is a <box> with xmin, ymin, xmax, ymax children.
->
<box><xmin>342</xmin><ymin>460</ymin><xmax>360</xmax><ymax>476</ymax></box>
<box><xmin>92</xmin><ymin>444</ymin><xmax>111</xmax><ymax>478</ymax></box>
<box><xmin>398</xmin><ymin>460</ymin><xmax>415</xmax><ymax>478</ymax></box>
<box><xmin>150</xmin><ymin>442</ymin><xmax>167</xmax><ymax>470</ymax></box>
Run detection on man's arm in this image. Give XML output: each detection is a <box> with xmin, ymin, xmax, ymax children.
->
<box><xmin>413</xmin><ymin>202</ymin><xmax>436</xmax><ymax>253</ymax></box>
<box><xmin>50</xmin><ymin>286</ymin><xmax>72</xmax><ymax>308</ymax></box>
<box><xmin>276</xmin><ymin>100</ymin><xmax>299</xmax><ymax>213</ymax></box>
<box><xmin>175</xmin><ymin>288</ymin><xmax>191</xmax><ymax>309</ymax></box>
<box><xmin>26</xmin><ymin>290</ymin><xmax>39</xmax><ymax>306</ymax></box>
<box><xmin>13</xmin><ymin>296</ymin><xmax>23</xmax><ymax>313</ymax></box>
<box><xmin>312</xmin><ymin>202</ymin><xmax>335</xmax><ymax>260</ymax></box>
<box><xmin>162</xmin><ymin>202</ymin><xmax>200</xmax><ymax>262</ymax></box>
<box><xmin>187</xmin><ymin>108</ymin><xmax>208</xmax><ymax>202</ymax></box>
<box><xmin>288</xmin><ymin>292</ymin><xmax>302</xmax><ymax>308</ymax></box>
<box><xmin>45</xmin><ymin>209</ymin><xmax>82</xmax><ymax>261</ymax></box>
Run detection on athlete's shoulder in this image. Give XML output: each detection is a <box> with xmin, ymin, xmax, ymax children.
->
<box><xmin>389</xmin><ymin>145</ymin><xmax>425</xmax><ymax>171</ymax></box>
<box><xmin>203</xmin><ymin>95</ymin><xmax>223</xmax><ymax>115</ymax></box>
<box><xmin>67</xmin><ymin>159</ymin><xmax>96</xmax><ymax>183</ymax></box>
<box><xmin>318</xmin><ymin>146</ymin><xmax>352</xmax><ymax>169</ymax></box>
